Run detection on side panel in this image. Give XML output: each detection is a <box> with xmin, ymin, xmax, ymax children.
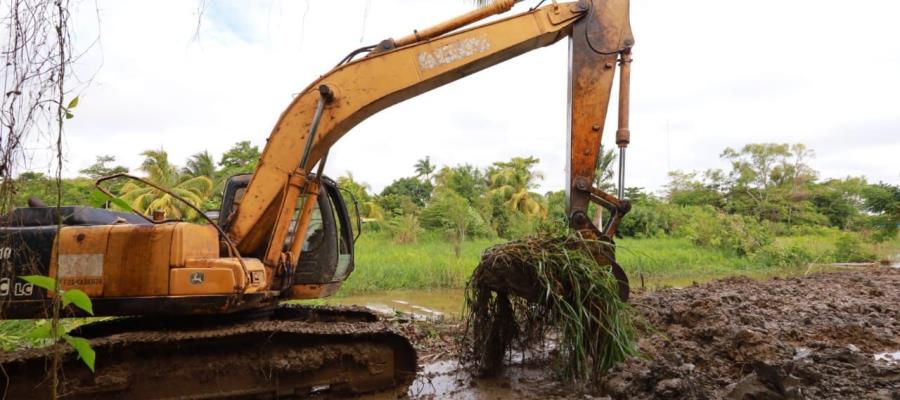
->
<box><xmin>100</xmin><ymin>225</ymin><xmax>174</xmax><ymax>297</ymax></box>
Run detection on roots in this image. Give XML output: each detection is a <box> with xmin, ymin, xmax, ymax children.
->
<box><xmin>461</xmin><ymin>233</ymin><xmax>638</xmax><ymax>384</ymax></box>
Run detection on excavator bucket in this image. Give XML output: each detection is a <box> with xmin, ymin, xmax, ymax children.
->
<box><xmin>460</xmin><ymin>0</ymin><xmax>637</xmax><ymax>380</ymax></box>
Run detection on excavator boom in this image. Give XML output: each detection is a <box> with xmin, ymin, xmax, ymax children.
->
<box><xmin>226</xmin><ymin>0</ymin><xmax>634</xmax><ymax>283</ymax></box>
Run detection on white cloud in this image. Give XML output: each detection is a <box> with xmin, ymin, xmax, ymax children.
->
<box><xmin>25</xmin><ymin>0</ymin><xmax>900</xmax><ymax>195</ymax></box>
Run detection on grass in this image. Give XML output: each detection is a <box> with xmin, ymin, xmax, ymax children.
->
<box><xmin>340</xmin><ymin>231</ymin><xmax>500</xmax><ymax>294</ymax></box>
<box><xmin>463</xmin><ymin>234</ymin><xmax>637</xmax><ymax>382</ymax></box>
<box><xmin>339</xmin><ymin>231</ymin><xmax>899</xmax><ymax>295</ymax></box>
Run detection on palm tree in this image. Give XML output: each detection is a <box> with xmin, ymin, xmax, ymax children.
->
<box><xmin>118</xmin><ymin>149</ymin><xmax>213</xmax><ymax>220</ymax></box>
<box><xmin>183</xmin><ymin>151</ymin><xmax>217</xmax><ymax>180</ymax></box>
<box><xmin>593</xmin><ymin>146</ymin><xmax>617</xmax><ymax>226</ymax></box>
<box><xmin>183</xmin><ymin>150</ymin><xmax>224</xmax><ymax>209</ymax></box>
<box><xmin>414</xmin><ymin>156</ymin><xmax>436</xmax><ymax>183</ymax></box>
<box><xmin>487</xmin><ymin>156</ymin><xmax>546</xmax><ymax>217</ymax></box>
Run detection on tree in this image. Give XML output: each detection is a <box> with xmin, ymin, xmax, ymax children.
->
<box><xmin>380</xmin><ymin>176</ymin><xmax>433</xmax><ymax>207</ymax></box>
<box><xmin>79</xmin><ymin>155</ymin><xmax>128</xmax><ymax>180</ymax></box>
<box><xmin>219</xmin><ymin>141</ymin><xmax>260</xmax><ymax>173</ymax></box>
<box><xmin>414</xmin><ymin>156</ymin><xmax>436</xmax><ymax>183</ymax></box>
<box><xmin>183</xmin><ymin>151</ymin><xmax>217</xmax><ymax>180</ymax></box>
<box><xmin>118</xmin><ymin>149</ymin><xmax>213</xmax><ymax>220</ymax></box>
<box><xmin>719</xmin><ymin>143</ymin><xmax>821</xmax><ymax>225</ymax></box>
<box><xmin>13</xmin><ymin>172</ymin><xmax>95</xmax><ymax>208</ymax></box>
<box><xmin>862</xmin><ymin>182</ymin><xmax>900</xmax><ymax>242</ymax></box>
<box><xmin>810</xmin><ymin>177</ymin><xmax>867</xmax><ymax>230</ymax></box>
<box><xmin>183</xmin><ymin>151</ymin><xmax>221</xmax><ymax>209</ymax></box>
<box><xmin>433</xmin><ymin>164</ymin><xmax>485</xmax><ymax>204</ymax></box>
<box><xmin>594</xmin><ymin>146</ymin><xmax>617</xmax><ymax>193</ymax></box>
<box><xmin>721</xmin><ymin>143</ymin><xmax>791</xmax><ymax>190</ymax></box>
<box><xmin>337</xmin><ymin>172</ymin><xmax>384</xmax><ymax>222</ymax></box>
<box><xmin>590</xmin><ymin>146</ymin><xmax>619</xmax><ymax>226</ymax></box>
<box><xmin>421</xmin><ymin>190</ymin><xmax>472</xmax><ymax>257</ymax></box>
<box><xmin>665</xmin><ymin>170</ymin><xmax>725</xmax><ymax>208</ymax></box>
<box><xmin>486</xmin><ymin>156</ymin><xmax>546</xmax><ymax>217</ymax></box>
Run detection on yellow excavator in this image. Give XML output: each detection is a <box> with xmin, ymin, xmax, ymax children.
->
<box><xmin>0</xmin><ymin>0</ymin><xmax>634</xmax><ymax>397</ymax></box>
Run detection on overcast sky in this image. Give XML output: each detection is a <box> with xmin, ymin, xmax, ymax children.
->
<box><xmin>26</xmin><ymin>0</ymin><xmax>899</xmax><ymax>194</ymax></box>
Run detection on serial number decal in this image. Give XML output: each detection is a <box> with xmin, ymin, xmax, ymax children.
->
<box><xmin>0</xmin><ymin>247</ymin><xmax>12</xmax><ymax>260</ymax></box>
<box><xmin>58</xmin><ymin>254</ymin><xmax>103</xmax><ymax>278</ymax></box>
<box><xmin>417</xmin><ymin>35</ymin><xmax>491</xmax><ymax>71</ymax></box>
<box><xmin>58</xmin><ymin>254</ymin><xmax>103</xmax><ymax>289</ymax></box>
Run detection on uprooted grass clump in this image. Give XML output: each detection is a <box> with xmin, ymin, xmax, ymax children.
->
<box><xmin>461</xmin><ymin>233</ymin><xmax>638</xmax><ymax>384</ymax></box>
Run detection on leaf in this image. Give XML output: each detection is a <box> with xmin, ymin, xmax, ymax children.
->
<box><xmin>109</xmin><ymin>196</ymin><xmax>132</xmax><ymax>211</ymax></box>
<box><xmin>89</xmin><ymin>190</ymin><xmax>133</xmax><ymax>212</ymax></box>
<box><xmin>63</xmin><ymin>335</ymin><xmax>96</xmax><ymax>372</ymax></box>
<box><xmin>62</xmin><ymin>289</ymin><xmax>94</xmax><ymax>315</ymax></box>
<box><xmin>20</xmin><ymin>275</ymin><xmax>56</xmax><ymax>291</ymax></box>
<box><xmin>88</xmin><ymin>190</ymin><xmax>110</xmax><ymax>208</ymax></box>
<box><xmin>65</xmin><ymin>112</ymin><xmax>74</xmax><ymax>119</ymax></box>
<box><xmin>67</xmin><ymin>96</ymin><xmax>79</xmax><ymax>109</ymax></box>
<box><xmin>24</xmin><ymin>323</ymin><xmax>50</xmax><ymax>339</ymax></box>
<box><xmin>25</xmin><ymin>323</ymin><xmax>65</xmax><ymax>340</ymax></box>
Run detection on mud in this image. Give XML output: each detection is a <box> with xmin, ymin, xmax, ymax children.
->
<box><xmin>400</xmin><ymin>268</ymin><xmax>900</xmax><ymax>399</ymax></box>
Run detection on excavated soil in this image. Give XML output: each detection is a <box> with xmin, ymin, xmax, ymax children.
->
<box><xmin>406</xmin><ymin>268</ymin><xmax>900</xmax><ymax>399</ymax></box>
<box><xmin>600</xmin><ymin>268</ymin><xmax>900</xmax><ymax>399</ymax></box>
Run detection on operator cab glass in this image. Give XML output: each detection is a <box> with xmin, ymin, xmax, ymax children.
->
<box><xmin>219</xmin><ymin>174</ymin><xmax>355</xmax><ymax>287</ymax></box>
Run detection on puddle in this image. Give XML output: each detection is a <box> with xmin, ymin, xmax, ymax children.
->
<box><xmin>874</xmin><ymin>351</ymin><xmax>900</xmax><ymax>365</ymax></box>
<box><xmin>326</xmin><ymin>289</ymin><xmax>466</xmax><ymax>321</ymax></box>
<box><xmin>406</xmin><ymin>359</ymin><xmax>563</xmax><ymax>399</ymax></box>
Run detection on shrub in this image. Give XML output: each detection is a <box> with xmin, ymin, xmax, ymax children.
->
<box><xmin>753</xmin><ymin>243</ymin><xmax>817</xmax><ymax>267</ymax></box>
<box><xmin>685</xmin><ymin>209</ymin><xmax>773</xmax><ymax>256</ymax></box>
<box><xmin>832</xmin><ymin>233</ymin><xmax>875</xmax><ymax>263</ymax></box>
<box><xmin>386</xmin><ymin>214</ymin><xmax>421</xmax><ymax>244</ymax></box>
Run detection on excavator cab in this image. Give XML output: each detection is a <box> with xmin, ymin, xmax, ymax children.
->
<box><xmin>218</xmin><ymin>174</ymin><xmax>357</xmax><ymax>298</ymax></box>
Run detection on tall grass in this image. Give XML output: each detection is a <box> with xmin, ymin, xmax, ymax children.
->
<box><xmin>339</xmin><ymin>232</ymin><xmax>898</xmax><ymax>295</ymax></box>
<box><xmin>340</xmin><ymin>231</ymin><xmax>499</xmax><ymax>294</ymax></box>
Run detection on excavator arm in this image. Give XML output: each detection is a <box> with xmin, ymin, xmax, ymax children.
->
<box><xmin>226</xmin><ymin>0</ymin><xmax>635</xmax><ymax>292</ymax></box>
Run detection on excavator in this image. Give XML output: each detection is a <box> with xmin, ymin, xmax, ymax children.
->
<box><xmin>0</xmin><ymin>0</ymin><xmax>634</xmax><ymax>397</ymax></box>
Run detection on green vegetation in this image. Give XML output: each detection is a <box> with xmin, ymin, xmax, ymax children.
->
<box><xmin>338</xmin><ymin>231</ymin><xmax>898</xmax><ymax>296</ymax></box>
<box><xmin>4</xmin><ymin>141</ymin><xmax>898</xmax><ymax>297</ymax></box>
<box><xmin>11</xmin><ymin>276</ymin><xmax>96</xmax><ymax>371</ymax></box>
<box><xmin>464</xmin><ymin>234</ymin><xmax>637</xmax><ymax>382</ymax></box>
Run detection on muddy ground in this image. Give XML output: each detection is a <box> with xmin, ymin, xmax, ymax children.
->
<box><xmin>395</xmin><ymin>268</ymin><xmax>900</xmax><ymax>399</ymax></box>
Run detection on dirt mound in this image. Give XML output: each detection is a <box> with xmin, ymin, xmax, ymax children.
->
<box><xmin>601</xmin><ymin>269</ymin><xmax>900</xmax><ymax>399</ymax></box>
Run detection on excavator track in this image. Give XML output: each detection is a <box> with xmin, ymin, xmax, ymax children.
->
<box><xmin>0</xmin><ymin>305</ymin><xmax>417</xmax><ymax>399</ymax></box>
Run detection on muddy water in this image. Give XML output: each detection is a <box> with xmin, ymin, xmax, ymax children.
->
<box><xmin>327</xmin><ymin>289</ymin><xmax>466</xmax><ymax>321</ymax></box>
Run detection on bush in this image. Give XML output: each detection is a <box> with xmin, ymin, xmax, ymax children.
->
<box><xmin>684</xmin><ymin>208</ymin><xmax>773</xmax><ymax>256</ymax></box>
<box><xmin>618</xmin><ymin>201</ymin><xmax>669</xmax><ymax>238</ymax></box>
<box><xmin>832</xmin><ymin>233</ymin><xmax>875</xmax><ymax>263</ymax></box>
<box><xmin>753</xmin><ymin>243</ymin><xmax>817</xmax><ymax>267</ymax></box>
<box><xmin>386</xmin><ymin>214</ymin><xmax>421</xmax><ymax>244</ymax></box>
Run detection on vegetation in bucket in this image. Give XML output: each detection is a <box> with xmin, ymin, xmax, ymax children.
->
<box><xmin>461</xmin><ymin>233</ymin><xmax>639</xmax><ymax>384</ymax></box>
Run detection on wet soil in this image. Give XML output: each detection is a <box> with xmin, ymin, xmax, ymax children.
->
<box><xmin>397</xmin><ymin>268</ymin><xmax>900</xmax><ymax>399</ymax></box>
